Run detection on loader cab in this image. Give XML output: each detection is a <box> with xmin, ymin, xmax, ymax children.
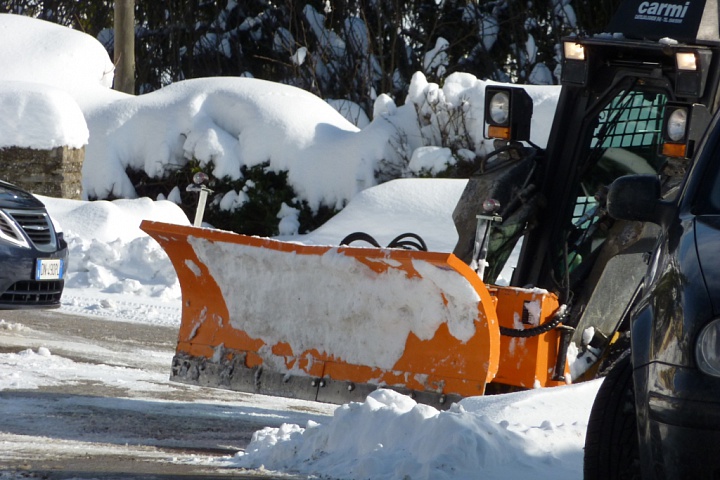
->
<box><xmin>531</xmin><ymin>43</ymin><xmax>715</xmax><ymax>272</ymax></box>
<box><xmin>483</xmin><ymin>3</ymin><xmax>720</xmax><ymax>361</ymax></box>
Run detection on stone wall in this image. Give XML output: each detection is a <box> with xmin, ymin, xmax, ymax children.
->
<box><xmin>1</xmin><ymin>146</ymin><xmax>84</xmax><ymax>199</ymax></box>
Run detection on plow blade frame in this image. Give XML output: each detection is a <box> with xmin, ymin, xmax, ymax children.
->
<box><xmin>142</xmin><ymin>221</ymin><xmax>503</xmax><ymax>408</ymax></box>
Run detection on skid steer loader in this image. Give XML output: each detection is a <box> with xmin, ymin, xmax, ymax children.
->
<box><xmin>141</xmin><ymin>0</ymin><xmax>720</xmax><ymax>408</ymax></box>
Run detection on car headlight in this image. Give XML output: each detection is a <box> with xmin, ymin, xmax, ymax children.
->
<box><xmin>696</xmin><ymin>318</ymin><xmax>720</xmax><ymax>377</ymax></box>
<box><xmin>488</xmin><ymin>91</ymin><xmax>510</xmax><ymax>125</ymax></box>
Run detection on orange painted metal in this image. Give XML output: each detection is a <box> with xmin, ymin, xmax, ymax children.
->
<box><xmin>491</xmin><ymin>287</ymin><xmax>569</xmax><ymax>388</ymax></box>
<box><xmin>141</xmin><ymin>221</ymin><xmax>503</xmax><ymax>397</ymax></box>
<box><xmin>141</xmin><ymin>220</ymin><xmax>567</xmax><ymax>399</ymax></box>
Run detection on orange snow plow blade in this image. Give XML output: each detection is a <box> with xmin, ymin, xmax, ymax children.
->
<box><xmin>141</xmin><ymin>221</ymin><xmax>568</xmax><ymax>408</ymax></box>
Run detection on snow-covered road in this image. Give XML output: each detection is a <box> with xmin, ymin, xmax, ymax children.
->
<box><xmin>0</xmin><ymin>308</ymin><xmax>336</xmax><ymax>479</ymax></box>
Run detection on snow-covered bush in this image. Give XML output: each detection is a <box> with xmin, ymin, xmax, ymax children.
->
<box><xmin>128</xmin><ymin>161</ymin><xmax>336</xmax><ymax>237</ymax></box>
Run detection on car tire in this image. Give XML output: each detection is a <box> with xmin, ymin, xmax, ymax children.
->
<box><xmin>583</xmin><ymin>351</ymin><xmax>641</xmax><ymax>480</ymax></box>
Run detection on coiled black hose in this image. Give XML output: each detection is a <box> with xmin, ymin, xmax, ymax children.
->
<box><xmin>340</xmin><ymin>232</ymin><xmax>428</xmax><ymax>251</ymax></box>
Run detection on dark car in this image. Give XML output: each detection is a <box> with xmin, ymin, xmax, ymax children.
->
<box><xmin>584</xmin><ymin>106</ymin><xmax>720</xmax><ymax>478</ymax></box>
<box><xmin>0</xmin><ymin>179</ymin><xmax>68</xmax><ymax>309</ymax></box>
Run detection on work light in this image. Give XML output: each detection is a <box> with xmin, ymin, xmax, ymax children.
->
<box><xmin>564</xmin><ymin>42</ymin><xmax>585</xmax><ymax>61</ymax></box>
<box><xmin>666</xmin><ymin>108</ymin><xmax>688</xmax><ymax>142</ymax></box>
<box><xmin>488</xmin><ymin>92</ymin><xmax>510</xmax><ymax>125</ymax></box>
<box><xmin>674</xmin><ymin>49</ymin><xmax>712</xmax><ymax>97</ymax></box>
<box><xmin>661</xmin><ymin>103</ymin><xmax>711</xmax><ymax>159</ymax></box>
<box><xmin>484</xmin><ymin>87</ymin><xmax>533</xmax><ymax>142</ymax></box>
<box><xmin>561</xmin><ymin>40</ymin><xmax>588</xmax><ymax>86</ymax></box>
<box><xmin>662</xmin><ymin>105</ymin><xmax>690</xmax><ymax>157</ymax></box>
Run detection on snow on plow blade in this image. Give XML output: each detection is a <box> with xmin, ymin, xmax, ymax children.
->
<box><xmin>141</xmin><ymin>221</ymin><xmax>567</xmax><ymax>408</ymax></box>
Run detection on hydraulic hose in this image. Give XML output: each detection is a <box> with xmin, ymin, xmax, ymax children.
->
<box><xmin>340</xmin><ymin>232</ymin><xmax>428</xmax><ymax>251</ymax></box>
<box><xmin>499</xmin><ymin>304</ymin><xmax>568</xmax><ymax>338</ymax></box>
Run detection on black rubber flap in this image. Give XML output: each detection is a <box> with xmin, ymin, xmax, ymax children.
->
<box><xmin>606</xmin><ymin>0</ymin><xmax>719</xmax><ymax>43</ymax></box>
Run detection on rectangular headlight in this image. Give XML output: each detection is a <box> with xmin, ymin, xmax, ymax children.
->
<box><xmin>561</xmin><ymin>40</ymin><xmax>588</xmax><ymax>86</ymax></box>
<box><xmin>674</xmin><ymin>49</ymin><xmax>711</xmax><ymax>97</ymax></box>
<box><xmin>676</xmin><ymin>52</ymin><xmax>698</xmax><ymax>71</ymax></box>
<box><xmin>563</xmin><ymin>42</ymin><xmax>585</xmax><ymax>61</ymax></box>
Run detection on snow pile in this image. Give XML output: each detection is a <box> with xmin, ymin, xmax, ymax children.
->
<box><xmin>0</xmin><ymin>14</ymin><xmax>111</xmax><ymax>151</ymax></box>
<box><xmin>65</xmin><ymin>234</ymin><xmax>180</xmax><ymax>299</ymax></box>
<box><xmin>0</xmin><ymin>319</ymin><xmax>25</xmax><ymax>332</ymax></box>
<box><xmin>234</xmin><ymin>384</ymin><xmax>601</xmax><ymax>480</ymax></box>
<box><xmin>80</xmin><ymin>77</ymin><xmax>374</xmax><ymax>209</ymax></box>
<box><xmin>78</xmin><ymin>71</ymin><xmax>556</xmax><ymax>211</ymax></box>
<box><xmin>0</xmin><ymin>81</ymin><xmax>88</xmax><ymax>149</ymax></box>
<box><xmin>0</xmin><ymin>13</ymin><xmax>114</xmax><ymax>90</ymax></box>
<box><xmin>40</xmin><ymin>196</ymin><xmax>188</xmax><ymax>322</ymax></box>
<box><xmin>292</xmin><ymin>178</ymin><xmax>465</xmax><ymax>251</ymax></box>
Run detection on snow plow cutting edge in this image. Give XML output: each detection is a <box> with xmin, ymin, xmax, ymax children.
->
<box><xmin>141</xmin><ymin>220</ymin><xmax>569</xmax><ymax>408</ymax></box>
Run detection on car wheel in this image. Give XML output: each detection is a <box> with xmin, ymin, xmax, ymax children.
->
<box><xmin>583</xmin><ymin>351</ymin><xmax>641</xmax><ymax>480</ymax></box>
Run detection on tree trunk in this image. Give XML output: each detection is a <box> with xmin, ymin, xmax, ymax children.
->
<box><xmin>114</xmin><ymin>0</ymin><xmax>135</xmax><ymax>94</ymax></box>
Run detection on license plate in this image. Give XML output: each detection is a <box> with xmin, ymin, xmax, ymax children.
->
<box><xmin>35</xmin><ymin>258</ymin><xmax>64</xmax><ymax>280</ymax></box>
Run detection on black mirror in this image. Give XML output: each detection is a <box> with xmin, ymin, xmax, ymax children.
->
<box><xmin>607</xmin><ymin>174</ymin><xmax>670</xmax><ymax>225</ymax></box>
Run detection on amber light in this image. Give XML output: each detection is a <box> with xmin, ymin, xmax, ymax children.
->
<box><xmin>488</xmin><ymin>125</ymin><xmax>511</xmax><ymax>140</ymax></box>
<box><xmin>662</xmin><ymin>143</ymin><xmax>687</xmax><ymax>158</ymax></box>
